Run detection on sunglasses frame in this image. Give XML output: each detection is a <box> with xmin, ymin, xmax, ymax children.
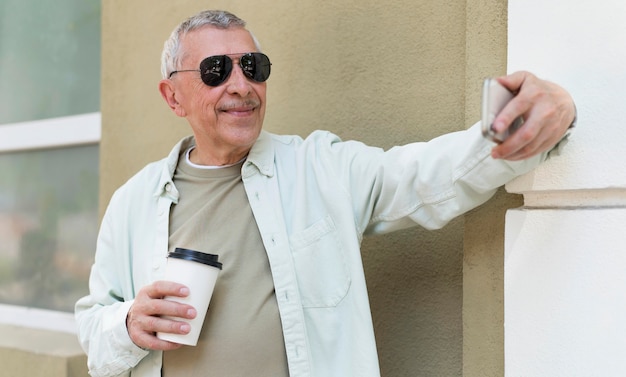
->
<box><xmin>169</xmin><ymin>52</ymin><xmax>271</xmax><ymax>87</ymax></box>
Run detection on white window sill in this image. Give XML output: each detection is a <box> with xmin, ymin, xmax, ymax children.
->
<box><xmin>0</xmin><ymin>303</ymin><xmax>77</xmax><ymax>334</ymax></box>
<box><xmin>0</xmin><ymin>112</ymin><xmax>101</xmax><ymax>152</ymax></box>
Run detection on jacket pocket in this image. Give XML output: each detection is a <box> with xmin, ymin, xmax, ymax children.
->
<box><xmin>289</xmin><ymin>215</ymin><xmax>351</xmax><ymax>308</ymax></box>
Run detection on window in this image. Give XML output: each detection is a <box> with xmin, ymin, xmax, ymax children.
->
<box><xmin>0</xmin><ymin>0</ymin><xmax>101</xmax><ymax>321</ymax></box>
<box><xmin>0</xmin><ymin>0</ymin><xmax>101</xmax><ymax>124</ymax></box>
<box><xmin>0</xmin><ymin>115</ymin><xmax>100</xmax><ymax>314</ymax></box>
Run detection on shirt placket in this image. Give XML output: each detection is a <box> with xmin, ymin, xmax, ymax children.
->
<box><xmin>243</xmin><ymin>165</ymin><xmax>312</xmax><ymax>377</ymax></box>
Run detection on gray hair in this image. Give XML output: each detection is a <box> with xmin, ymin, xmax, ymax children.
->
<box><xmin>160</xmin><ymin>10</ymin><xmax>262</xmax><ymax>79</ymax></box>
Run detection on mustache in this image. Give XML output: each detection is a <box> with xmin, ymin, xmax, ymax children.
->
<box><xmin>218</xmin><ymin>99</ymin><xmax>261</xmax><ymax>111</ymax></box>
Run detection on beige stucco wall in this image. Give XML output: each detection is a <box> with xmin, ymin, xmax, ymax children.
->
<box><xmin>100</xmin><ymin>1</ymin><xmax>509</xmax><ymax>375</ymax></box>
<box><xmin>463</xmin><ymin>2</ymin><xmax>515</xmax><ymax>377</ymax></box>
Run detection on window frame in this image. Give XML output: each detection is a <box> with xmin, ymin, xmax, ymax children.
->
<box><xmin>0</xmin><ymin>112</ymin><xmax>101</xmax><ymax>153</ymax></box>
<box><xmin>0</xmin><ymin>112</ymin><xmax>100</xmax><ymax>333</ymax></box>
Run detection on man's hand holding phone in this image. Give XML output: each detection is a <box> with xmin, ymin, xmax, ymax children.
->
<box><xmin>481</xmin><ymin>71</ymin><xmax>576</xmax><ymax>161</ymax></box>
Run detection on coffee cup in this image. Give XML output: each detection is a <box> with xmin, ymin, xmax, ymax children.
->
<box><xmin>156</xmin><ymin>248</ymin><xmax>222</xmax><ymax>346</ymax></box>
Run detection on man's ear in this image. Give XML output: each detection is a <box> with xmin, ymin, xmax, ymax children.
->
<box><xmin>158</xmin><ymin>79</ymin><xmax>186</xmax><ymax>117</ymax></box>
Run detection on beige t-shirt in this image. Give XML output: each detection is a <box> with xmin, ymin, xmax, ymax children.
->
<box><xmin>162</xmin><ymin>149</ymin><xmax>289</xmax><ymax>377</ymax></box>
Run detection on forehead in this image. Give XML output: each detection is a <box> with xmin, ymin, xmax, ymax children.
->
<box><xmin>179</xmin><ymin>26</ymin><xmax>257</xmax><ymax>66</ymax></box>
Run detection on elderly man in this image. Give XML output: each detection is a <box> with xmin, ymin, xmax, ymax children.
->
<box><xmin>75</xmin><ymin>9</ymin><xmax>576</xmax><ymax>377</ymax></box>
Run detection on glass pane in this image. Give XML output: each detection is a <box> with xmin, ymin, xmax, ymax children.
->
<box><xmin>0</xmin><ymin>0</ymin><xmax>101</xmax><ymax>125</ymax></box>
<box><xmin>0</xmin><ymin>145</ymin><xmax>99</xmax><ymax>312</ymax></box>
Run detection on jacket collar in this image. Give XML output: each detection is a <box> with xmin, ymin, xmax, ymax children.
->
<box><xmin>154</xmin><ymin>131</ymin><xmax>275</xmax><ymax>197</ymax></box>
<box><xmin>244</xmin><ymin>130</ymin><xmax>275</xmax><ymax>178</ymax></box>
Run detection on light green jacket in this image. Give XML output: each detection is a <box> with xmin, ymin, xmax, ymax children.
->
<box><xmin>75</xmin><ymin>123</ymin><xmax>554</xmax><ymax>377</ymax></box>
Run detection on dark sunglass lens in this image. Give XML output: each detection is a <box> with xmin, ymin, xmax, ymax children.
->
<box><xmin>240</xmin><ymin>54</ymin><xmax>256</xmax><ymax>80</ymax></box>
<box><xmin>241</xmin><ymin>53</ymin><xmax>271</xmax><ymax>83</ymax></box>
<box><xmin>199</xmin><ymin>55</ymin><xmax>233</xmax><ymax>86</ymax></box>
<box><xmin>256</xmin><ymin>53</ymin><xmax>271</xmax><ymax>82</ymax></box>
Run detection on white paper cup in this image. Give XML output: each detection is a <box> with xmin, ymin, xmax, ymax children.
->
<box><xmin>156</xmin><ymin>248</ymin><xmax>222</xmax><ymax>346</ymax></box>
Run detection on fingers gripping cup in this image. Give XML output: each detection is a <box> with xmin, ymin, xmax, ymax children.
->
<box><xmin>157</xmin><ymin>248</ymin><xmax>222</xmax><ymax>346</ymax></box>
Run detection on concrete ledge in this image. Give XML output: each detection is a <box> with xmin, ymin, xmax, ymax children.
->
<box><xmin>0</xmin><ymin>324</ymin><xmax>88</xmax><ymax>377</ymax></box>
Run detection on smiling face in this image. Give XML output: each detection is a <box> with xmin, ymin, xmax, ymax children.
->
<box><xmin>159</xmin><ymin>26</ymin><xmax>267</xmax><ymax>166</ymax></box>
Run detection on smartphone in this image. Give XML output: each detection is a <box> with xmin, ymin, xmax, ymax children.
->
<box><xmin>481</xmin><ymin>78</ymin><xmax>524</xmax><ymax>143</ymax></box>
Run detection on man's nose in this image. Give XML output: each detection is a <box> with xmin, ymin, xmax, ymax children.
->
<box><xmin>225</xmin><ymin>64</ymin><xmax>252</xmax><ymax>96</ymax></box>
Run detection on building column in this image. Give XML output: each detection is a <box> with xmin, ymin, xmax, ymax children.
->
<box><xmin>503</xmin><ymin>1</ymin><xmax>626</xmax><ymax>375</ymax></box>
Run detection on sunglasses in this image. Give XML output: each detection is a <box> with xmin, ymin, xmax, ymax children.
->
<box><xmin>169</xmin><ymin>52</ymin><xmax>272</xmax><ymax>87</ymax></box>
